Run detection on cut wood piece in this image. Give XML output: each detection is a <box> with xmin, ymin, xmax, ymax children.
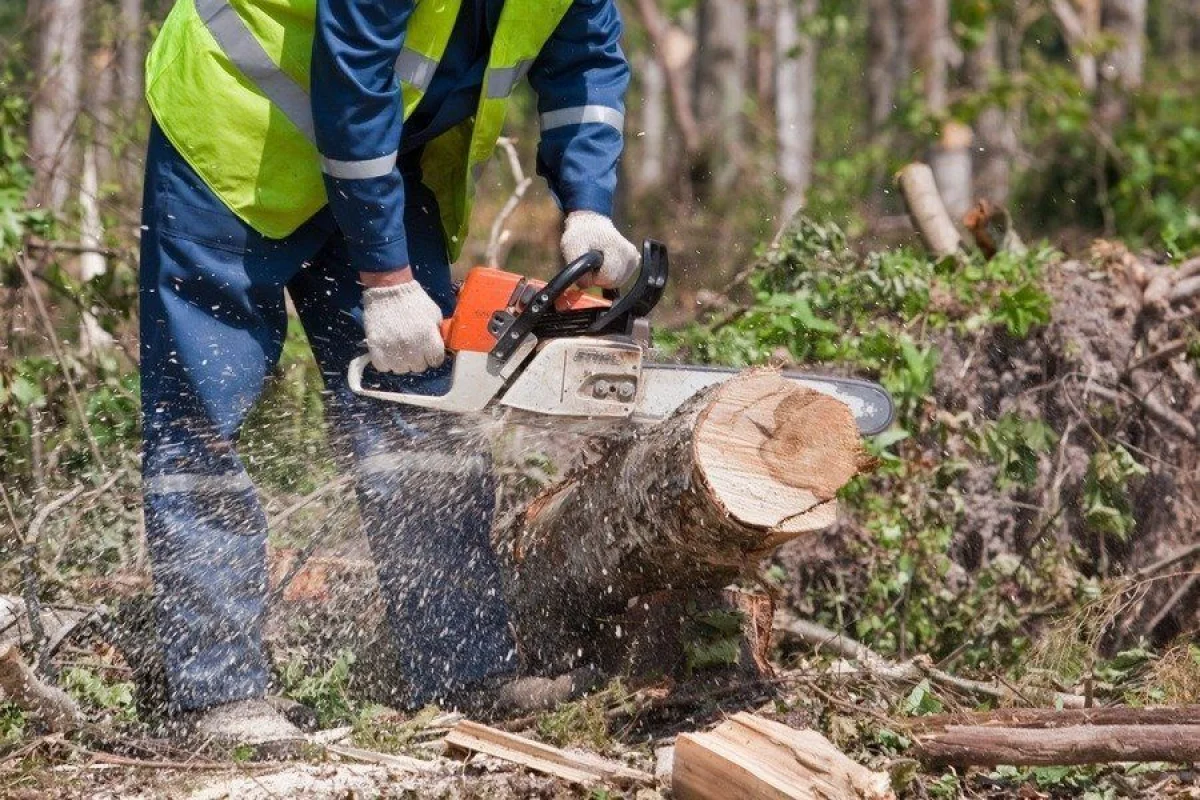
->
<box><xmin>444</xmin><ymin>719</ymin><xmax>653</xmax><ymax>788</ymax></box>
<box><xmin>325</xmin><ymin>743</ymin><xmax>442</xmax><ymax>772</ymax></box>
<box><xmin>913</xmin><ymin>723</ymin><xmax>1200</xmax><ymax>767</ymax></box>
<box><xmin>905</xmin><ymin>705</ymin><xmax>1200</xmax><ymax>733</ymax></box>
<box><xmin>498</xmin><ymin>371</ymin><xmax>869</xmax><ymax>671</ymax></box>
<box><xmin>896</xmin><ymin>163</ymin><xmax>962</xmax><ymax>258</ymax></box>
<box><xmin>673</xmin><ymin>712</ymin><xmax>894</xmax><ymax>800</ymax></box>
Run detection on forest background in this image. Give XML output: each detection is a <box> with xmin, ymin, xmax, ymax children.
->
<box><xmin>0</xmin><ymin>0</ymin><xmax>1198</xmax><ymax>796</ymax></box>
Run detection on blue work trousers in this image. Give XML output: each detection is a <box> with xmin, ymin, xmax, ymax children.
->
<box><xmin>139</xmin><ymin>123</ymin><xmax>516</xmax><ymax>712</ymax></box>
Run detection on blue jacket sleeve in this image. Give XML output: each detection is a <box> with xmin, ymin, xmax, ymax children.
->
<box><xmin>311</xmin><ymin>0</ymin><xmax>414</xmax><ymax>273</ymax></box>
<box><xmin>527</xmin><ymin>0</ymin><xmax>630</xmax><ymax>217</ymax></box>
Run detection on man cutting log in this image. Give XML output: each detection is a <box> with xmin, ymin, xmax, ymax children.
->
<box><xmin>139</xmin><ymin>0</ymin><xmax>638</xmax><ymax>750</ymax></box>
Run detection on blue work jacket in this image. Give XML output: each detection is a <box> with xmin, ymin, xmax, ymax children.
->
<box><xmin>311</xmin><ymin>0</ymin><xmax>631</xmax><ymax>272</ymax></box>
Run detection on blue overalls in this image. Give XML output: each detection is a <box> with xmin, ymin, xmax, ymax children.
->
<box><xmin>141</xmin><ymin>0</ymin><xmax>629</xmax><ymax>711</ymax></box>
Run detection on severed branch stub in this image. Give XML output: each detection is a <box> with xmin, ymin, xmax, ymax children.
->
<box><xmin>896</xmin><ymin>163</ymin><xmax>962</xmax><ymax>259</ymax></box>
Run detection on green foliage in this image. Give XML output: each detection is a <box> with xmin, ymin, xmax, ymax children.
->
<box><xmin>992</xmin><ymin>284</ymin><xmax>1053</xmax><ymax>338</ymax></box>
<box><xmin>0</xmin><ymin>702</ymin><xmax>26</xmax><ymax>746</ymax></box>
<box><xmin>534</xmin><ymin>680</ymin><xmax>633</xmax><ymax>751</ymax></box>
<box><xmin>900</xmin><ymin>679</ymin><xmax>944</xmax><ymax>716</ymax></box>
<box><xmin>683</xmin><ymin>607</ymin><xmax>746</xmax><ymax>674</ymax></box>
<box><xmin>1082</xmin><ymin>444</ymin><xmax>1148</xmax><ymax>541</ymax></box>
<box><xmin>61</xmin><ymin>667</ymin><xmax>137</xmax><ymax>724</ymax></box>
<box><xmin>277</xmin><ymin>649</ymin><xmax>357</xmax><ymax>727</ymax></box>
<box><xmin>970</xmin><ymin>413</ymin><xmax>1057</xmax><ymax>489</ymax></box>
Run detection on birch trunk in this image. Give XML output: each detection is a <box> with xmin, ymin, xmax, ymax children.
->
<box><xmin>636</xmin><ymin>52</ymin><xmax>667</xmax><ymax>192</ymax></box>
<box><xmin>28</xmin><ymin>0</ymin><xmax>86</xmax><ymax>214</ymax></box>
<box><xmin>775</xmin><ymin>0</ymin><xmax>818</xmax><ymax>218</ymax></box>
<box><xmin>693</xmin><ymin>0</ymin><xmax>749</xmax><ymax>190</ymax></box>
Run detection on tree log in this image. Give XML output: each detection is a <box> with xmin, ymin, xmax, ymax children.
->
<box><xmin>913</xmin><ymin>723</ymin><xmax>1200</xmax><ymax>767</ymax></box>
<box><xmin>498</xmin><ymin>371</ymin><xmax>869</xmax><ymax>672</ymax></box>
<box><xmin>905</xmin><ymin>705</ymin><xmax>1200</xmax><ymax>734</ymax></box>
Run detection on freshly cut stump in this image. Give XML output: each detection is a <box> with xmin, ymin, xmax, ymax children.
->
<box><xmin>497</xmin><ymin>370</ymin><xmax>870</xmax><ymax>671</ymax></box>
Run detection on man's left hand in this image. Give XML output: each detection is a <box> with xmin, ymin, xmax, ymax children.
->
<box><xmin>560</xmin><ymin>211</ymin><xmax>639</xmax><ymax>289</ymax></box>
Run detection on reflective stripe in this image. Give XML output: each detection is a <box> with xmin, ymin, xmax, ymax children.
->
<box><xmin>195</xmin><ymin>0</ymin><xmax>315</xmax><ymax>142</ymax></box>
<box><xmin>485</xmin><ymin>59</ymin><xmax>534</xmax><ymax>99</ymax></box>
<box><xmin>358</xmin><ymin>452</ymin><xmax>487</xmax><ymax>477</ymax></box>
<box><xmin>395</xmin><ymin>48</ymin><xmax>438</xmax><ymax>92</ymax></box>
<box><xmin>539</xmin><ymin>105</ymin><xmax>625</xmax><ymax>132</ymax></box>
<box><xmin>146</xmin><ymin>472</ymin><xmax>254</xmax><ymax>495</ymax></box>
<box><xmin>321</xmin><ymin>151</ymin><xmax>398</xmax><ymax>180</ymax></box>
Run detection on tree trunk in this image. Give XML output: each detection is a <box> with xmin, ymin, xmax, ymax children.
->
<box><xmin>118</xmin><ymin>0</ymin><xmax>143</xmax><ymax>119</ymax></box>
<box><xmin>693</xmin><ymin>0</ymin><xmax>749</xmax><ymax>190</ymax></box>
<box><xmin>905</xmin><ymin>0</ymin><xmax>950</xmax><ymax>114</ymax></box>
<box><xmin>28</xmin><ymin>0</ymin><xmax>86</xmax><ymax>214</ymax></box>
<box><xmin>866</xmin><ymin>0</ymin><xmax>905</xmax><ymax>131</ymax></box>
<box><xmin>966</xmin><ymin>22</ymin><xmax>1015</xmax><ymax>206</ymax></box>
<box><xmin>775</xmin><ymin>0</ymin><xmax>818</xmax><ymax>219</ymax></box>
<box><xmin>1097</xmin><ymin>0</ymin><xmax>1147</xmax><ymax>124</ymax></box>
<box><xmin>497</xmin><ymin>371</ymin><xmax>869</xmax><ymax>672</ymax></box>
<box><xmin>636</xmin><ymin>52</ymin><xmax>667</xmax><ymax>192</ymax></box>
<box><xmin>754</xmin><ymin>0</ymin><xmax>776</xmax><ymax>108</ymax></box>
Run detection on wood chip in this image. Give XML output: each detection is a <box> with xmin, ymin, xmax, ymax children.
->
<box><xmin>444</xmin><ymin>719</ymin><xmax>653</xmax><ymax>788</ymax></box>
<box><xmin>673</xmin><ymin>712</ymin><xmax>894</xmax><ymax>799</ymax></box>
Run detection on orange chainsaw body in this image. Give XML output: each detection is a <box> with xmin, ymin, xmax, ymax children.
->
<box><xmin>441</xmin><ymin>266</ymin><xmax>610</xmax><ymax>354</ymax></box>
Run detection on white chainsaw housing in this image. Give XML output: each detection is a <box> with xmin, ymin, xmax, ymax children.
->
<box><xmin>346</xmin><ymin>335</ymin><xmax>643</xmax><ymax>418</ymax></box>
<box><xmin>499</xmin><ymin>337</ymin><xmax>643</xmax><ymax>418</ymax></box>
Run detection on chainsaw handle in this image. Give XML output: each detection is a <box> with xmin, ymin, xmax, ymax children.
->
<box><xmin>488</xmin><ymin>250</ymin><xmax>603</xmax><ymax>367</ymax></box>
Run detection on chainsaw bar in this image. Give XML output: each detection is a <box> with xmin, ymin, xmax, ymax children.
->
<box><xmin>636</xmin><ymin>363</ymin><xmax>895</xmax><ymax>435</ymax></box>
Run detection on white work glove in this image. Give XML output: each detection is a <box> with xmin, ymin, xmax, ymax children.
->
<box><xmin>560</xmin><ymin>211</ymin><xmax>639</xmax><ymax>289</ymax></box>
<box><xmin>362</xmin><ymin>281</ymin><xmax>446</xmax><ymax>374</ymax></box>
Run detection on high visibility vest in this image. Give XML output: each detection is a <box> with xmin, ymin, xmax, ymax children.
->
<box><xmin>146</xmin><ymin>0</ymin><xmax>572</xmax><ymax>258</ymax></box>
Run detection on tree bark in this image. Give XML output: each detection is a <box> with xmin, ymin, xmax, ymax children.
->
<box><xmin>118</xmin><ymin>0</ymin><xmax>143</xmax><ymax>120</ymax></box>
<box><xmin>905</xmin><ymin>0</ymin><xmax>950</xmax><ymax>114</ymax></box>
<box><xmin>775</xmin><ymin>0</ymin><xmax>818</xmax><ymax>219</ymax></box>
<box><xmin>753</xmin><ymin>0</ymin><xmax>776</xmax><ymax>108</ymax></box>
<box><xmin>497</xmin><ymin>371</ymin><xmax>868</xmax><ymax>672</ymax></box>
<box><xmin>28</xmin><ymin>0</ymin><xmax>86</xmax><ymax>214</ymax></box>
<box><xmin>866</xmin><ymin>0</ymin><xmax>905</xmax><ymax>131</ymax></box>
<box><xmin>1097</xmin><ymin>0</ymin><xmax>1147</xmax><ymax>123</ymax></box>
<box><xmin>914</xmin><ymin>723</ymin><xmax>1200</xmax><ymax>767</ymax></box>
<box><xmin>905</xmin><ymin>705</ymin><xmax>1200</xmax><ymax>733</ymax></box>
<box><xmin>965</xmin><ymin>22</ymin><xmax>1016</xmax><ymax>206</ymax></box>
<box><xmin>631</xmin><ymin>0</ymin><xmax>702</xmax><ymax>157</ymax></box>
<box><xmin>636</xmin><ymin>52</ymin><xmax>667</xmax><ymax>192</ymax></box>
<box><xmin>897</xmin><ymin>163</ymin><xmax>962</xmax><ymax>258</ymax></box>
<box><xmin>693</xmin><ymin>0</ymin><xmax>750</xmax><ymax>190</ymax></box>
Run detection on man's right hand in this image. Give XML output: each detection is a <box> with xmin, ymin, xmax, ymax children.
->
<box><xmin>361</xmin><ymin>270</ymin><xmax>446</xmax><ymax>374</ymax></box>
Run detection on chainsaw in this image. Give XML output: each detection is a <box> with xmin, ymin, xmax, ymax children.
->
<box><xmin>348</xmin><ymin>240</ymin><xmax>894</xmax><ymax>435</ymax></box>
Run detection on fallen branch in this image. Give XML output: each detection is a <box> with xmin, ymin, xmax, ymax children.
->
<box><xmin>1088</xmin><ymin>383</ymin><xmax>1196</xmax><ymax>441</ymax></box>
<box><xmin>1135</xmin><ymin>541</ymin><xmax>1200</xmax><ymax>579</ymax></box>
<box><xmin>0</xmin><ymin>644</ymin><xmax>84</xmax><ymax>732</ymax></box>
<box><xmin>445</xmin><ymin>719</ymin><xmax>653</xmax><ymax>788</ymax></box>
<box><xmin>904</xmin><ymin>705</ymin><xmax>1200</xmax><ymax>733</ymax></box>
<box><xmin>1126</xmin><ymin>338</ymin><xmax>1191</xmax><ymax>375</ymax></box>
<box><xmin>485</xmin><ymin>137</ymin><xmax>534</xmax><ymax>270</ymax></box>
<box><xmin>776</xmin><ymin>616</ymin><xmax>1086</xmax><ymax>708</ymax></box>
<box><xmin>325</xmin><ymin>743</ymin><xmax>442</xmax><ymax>773</ymax></box>
<box><xmin>912</xmin><ymin>722</ymin><xmax>1200</xmax><ymax>767</ymax></box>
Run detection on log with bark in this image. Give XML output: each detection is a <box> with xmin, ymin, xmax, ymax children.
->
<box><xmin>912</xmin><ymin>723</ymin><xmax>1200</xmax><ymax>767</ymax></box>
<box><xmin>497</xmin><ymin>371</ymin><xmax>871</xmax><ymax>672</ymax></box>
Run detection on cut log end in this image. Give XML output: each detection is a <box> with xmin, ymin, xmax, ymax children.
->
<box><xmin>693</xmin><ymin>371</ymin><xmax>865</xmax><ymax>537</ymax></box>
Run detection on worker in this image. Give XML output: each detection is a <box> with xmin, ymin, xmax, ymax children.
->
<box><xmin>140</xmin><ymin>0</ymin><xmax>635</xmax><ymax>749</ymax></box>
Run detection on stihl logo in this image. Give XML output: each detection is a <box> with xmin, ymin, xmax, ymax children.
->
<box><xmin>573</xmin><ymin>350</ymin><xmax>625</xmax><ymax>365</ymax></box>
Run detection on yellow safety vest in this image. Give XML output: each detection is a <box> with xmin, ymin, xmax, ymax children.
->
<box><xmin>145</xmin><ymin>0</ymin><xmax>572</xmax><ymax>258</ymax></box>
